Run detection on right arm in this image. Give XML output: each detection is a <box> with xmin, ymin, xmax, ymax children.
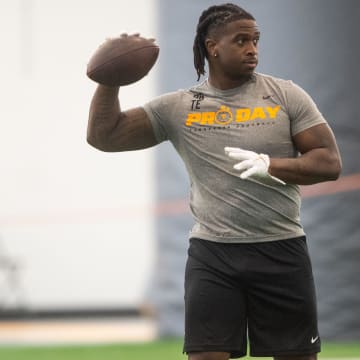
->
<box><xmin>87</xmin><ymin>84</ymin><xmax>158</xmax><ymax>152</ymax></box>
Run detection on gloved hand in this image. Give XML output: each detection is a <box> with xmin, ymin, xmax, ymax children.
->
<box><xmin>224</xmin><ymin>147</ymin><xmax>286</xmax><ymax>185</ymax></box>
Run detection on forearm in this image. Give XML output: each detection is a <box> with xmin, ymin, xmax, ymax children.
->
<box><xmin>269</xmin><ymin>148</ymin><xmax>342</xmax><ymax>185</ymax></box>
<box><xmin>87</xmin><ymin>85</ymin><xmax>121</xmax><ymax>150</ymax></box>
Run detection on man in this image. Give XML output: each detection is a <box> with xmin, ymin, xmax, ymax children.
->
<box><xmin>87</xmin><ymin>3</ymin><xmax>341</xmax><ymax>360</ymax></box>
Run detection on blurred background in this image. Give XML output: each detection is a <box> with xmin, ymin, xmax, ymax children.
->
<box><xmin>0</xmin><ymin>0</ymin><xmax>359</xmax><ymax>352</ymax></box>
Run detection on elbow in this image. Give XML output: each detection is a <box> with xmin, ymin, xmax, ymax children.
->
<box><xmin>328</xmin><ymin>155</ymin><xmax>342</xmax><ymax>181</ymax></box>
<box><xmin>86</xmin><ymin>133</ymin><xmax>127</xmax><ymax>152</ymax></box>
<box><xmin>86</xmin><ymin>134</ymin><xmax>112</xmax><ymax>152</ymax></box>
<box><xmin>332</xmin><ymin>162</ymin><xmax>342</xmax><ymax>181</ymax></box>
<box><xmin>86</xmin><ymin>125</ymin><xmax>116</xmax><ymax>152</ymax></box>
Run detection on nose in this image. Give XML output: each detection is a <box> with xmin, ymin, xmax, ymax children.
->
<box><xmin>246</xmin><ymin>42</ymin><xmax>258</xmax><ymax>56</ymax></box>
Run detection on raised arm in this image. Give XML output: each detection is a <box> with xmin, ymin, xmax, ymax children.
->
<box><xmin>87</xmin><ymin>84</ymin><xmax>158</xmax><ymax>152</ymax></box>
<box><xmin>269</xmin><ymin>123</ymin><xmax>342</xmax><ymax>185</ymax></box>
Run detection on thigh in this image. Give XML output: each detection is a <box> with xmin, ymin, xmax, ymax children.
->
<box><xmin>247</xmin><ymin>237</ymin><xmax>321</xmax><ymax>357</ymax></box>
<box><xmin>183</xmin><ymin>239</ymin><xmax>247</xmax><ymax>358</ymax></box>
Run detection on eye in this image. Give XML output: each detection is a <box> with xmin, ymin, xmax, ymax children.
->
<box><xmin>237</xmin><ymin>38</ymin><xmax>245</xmax><ymax>46</ymax></box>
<box><xmin>253</xmin><ymin>38</ymin><xmax>260</xmax><ymax>46</ymax></box>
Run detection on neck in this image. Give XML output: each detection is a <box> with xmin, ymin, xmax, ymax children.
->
<box><xmin>207</xmin><ymin>73</ymin><xmax>253</xmax><ymax>90</ymax></box>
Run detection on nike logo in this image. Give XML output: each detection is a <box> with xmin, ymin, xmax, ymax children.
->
<box><xmin>311</xmin><ymin>336</ymin><xmax>319</xmax><ymax>344</ymax></box>
<box><xmin>262</xmin><ymin>95</ymin><xmax>273</xmax><ymax>100</ymax></box>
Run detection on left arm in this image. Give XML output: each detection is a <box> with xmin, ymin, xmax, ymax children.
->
<box><xmin>269</xmin><ymin>123</ymin><xmax>342</xmax><ymax>185</ymax></box>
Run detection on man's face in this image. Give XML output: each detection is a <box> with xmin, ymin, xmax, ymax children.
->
<box><xmin>209</xmin><ymin>19</ymin><xmax>260</xmax><ymax>78</ymax></box>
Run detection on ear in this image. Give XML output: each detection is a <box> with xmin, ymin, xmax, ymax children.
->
<box><xmin>205</xmin><ymin>37</ymin><xmax>218</xmax><ymax>58</ymax></box>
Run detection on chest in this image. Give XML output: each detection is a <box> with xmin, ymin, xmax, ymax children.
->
<box><xmin>171</xmin><ymin>97</ymin><xmax>296</xmax><ymax>158</ymax></box>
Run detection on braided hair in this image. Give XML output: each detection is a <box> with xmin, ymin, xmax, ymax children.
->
<box><xmin>193</xmin><ymin>3</ymin><xmax>255</xmax><ymax>81</ymax></box>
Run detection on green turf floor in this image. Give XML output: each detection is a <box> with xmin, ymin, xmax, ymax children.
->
<box><xmin>0</xmin><ymin>340</ymin><xmax>358</xmax><ymax>360</ymax></box>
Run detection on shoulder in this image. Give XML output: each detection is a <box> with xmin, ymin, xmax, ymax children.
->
<box><xmin>143</xmin><ymin>85</ymin><xmax>200</xmax><ymax>122</ymax></box>
<box><xmin>144</xmin><ymin>82</ymin><xmax>209</xmax><ymax>113</ymax></box>
<box><xmin>147</xmin><ymin>84</ymin><xmax>202</xmax><ymax>104</ymax></box>
<box><xmin>254</xmin><ymin>73</ymin><xmax>314</xmax><ymax>104</ymax></box>
<box><xmin>254</xmin><ymin>72</ymin><xmax>297</xmax><ymax>91</ymax></box>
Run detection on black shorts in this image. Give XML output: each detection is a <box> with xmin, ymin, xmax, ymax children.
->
<box><xmin>184</xmin><ymin>236</ymin><xmax>321</xmax><ymax>358</ymax></box>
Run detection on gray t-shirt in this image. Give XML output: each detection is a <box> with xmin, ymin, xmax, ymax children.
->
<box><xmin>143</xmin><ymin>73</ymin><xmax>326</xmax><ymax>243</ymax></box>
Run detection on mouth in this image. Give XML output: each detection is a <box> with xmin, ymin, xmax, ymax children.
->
<box><xmin>243</xmin><ymin>59</ymin><xmax>258</xmax><ymax>68</ymax></box>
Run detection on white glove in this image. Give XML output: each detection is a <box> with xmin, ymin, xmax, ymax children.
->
<box><xmin>224</xmin><ymin>147</ymin><xmax>286</xmax><ymax>185</ymax></box>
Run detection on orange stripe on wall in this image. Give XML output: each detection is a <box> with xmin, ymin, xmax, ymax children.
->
<box><xmin>300</xmin><ymin>173</ymin><xmax>360</xmax><ymax>198</ymax></box>
<box><xmin>0</xmin><ymin>174</ymin><xmax>358</xmax><ymax>226</ymax></box>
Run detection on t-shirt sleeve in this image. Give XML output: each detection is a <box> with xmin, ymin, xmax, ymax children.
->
<box><xmin>142</xmin><ymin>92</ymin><xmax>179</xmax><ymax>143</ymax></box>
<box><xmin>285</xmin><ymin>81</ymin><xmax>327</xmax><ymax>135</ymax></box>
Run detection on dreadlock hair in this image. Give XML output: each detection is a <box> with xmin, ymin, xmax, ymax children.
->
<box><xmin>193</xmin><ymin>3</ymin><xmax>255</xmax><ymax>81</ymax></box>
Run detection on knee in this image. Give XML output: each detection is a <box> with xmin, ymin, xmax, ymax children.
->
<box><xmin>188</xmin><ymin>351</ymin><xmax>230</xmax><ymax>360</ymax></box>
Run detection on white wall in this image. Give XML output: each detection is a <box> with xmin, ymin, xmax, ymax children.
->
<box><xmin>0</xmin><ymin>0</ymin><xmax>157</xmax><ymax>309</ymax></box>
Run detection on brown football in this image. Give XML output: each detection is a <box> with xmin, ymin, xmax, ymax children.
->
<box><xmin>87</xmin><ymin>34</ymin><xmax>159</xmax><ymax>86</ymax></box>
